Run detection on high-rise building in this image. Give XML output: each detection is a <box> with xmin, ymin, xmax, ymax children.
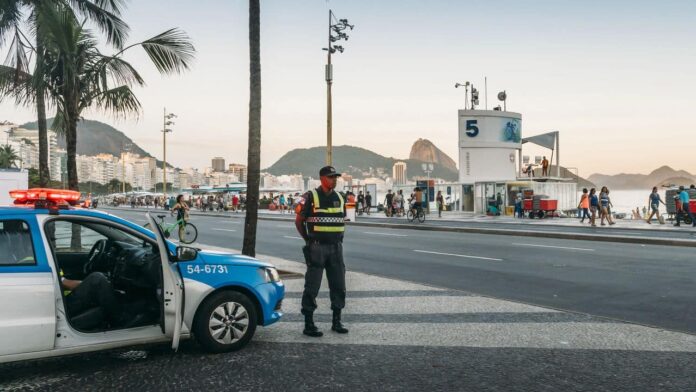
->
<box><xmin>228</xmin><ymin>163</ymin><xmax>247</xmax><ymax>182</ymax></box>
<box><xmin>393</xmin><ymin>161</ymin><xmax>407</xmax><ymax>185</ymax></box>
<box><xmin>212</xmin><ymin>157</ymin><xmax>226</xmax><ymax>172</ymax></box>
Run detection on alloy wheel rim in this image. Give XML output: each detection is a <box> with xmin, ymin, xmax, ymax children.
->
<box><xmin>209</xmin><ymin>301</ymin><xmax>249</xmax><ymax>344</ymax></box>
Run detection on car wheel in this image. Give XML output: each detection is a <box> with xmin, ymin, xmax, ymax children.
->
<box><xmin>193</xmin><ymin>291</ymin><xmax>257</xmax><ymax>353</ymax></box>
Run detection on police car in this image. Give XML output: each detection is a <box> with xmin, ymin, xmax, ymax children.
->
<box><xmin>0</xmin><ymin>189</ymin><xmax>284</xmax><ymax>364</ymax></box>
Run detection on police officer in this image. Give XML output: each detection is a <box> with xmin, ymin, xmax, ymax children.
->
<box><xmin>295</xmin><ymin>166</ymin><xmax>349</xmax><ymax>337</ymax></box>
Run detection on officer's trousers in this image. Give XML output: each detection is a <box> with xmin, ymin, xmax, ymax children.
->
<box><xmin>301</xmin><ymin>241</ymin><xmax>346</xmax><ymax>315</ymax></box>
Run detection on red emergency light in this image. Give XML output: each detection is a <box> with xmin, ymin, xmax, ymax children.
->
<box><xmin>9</xmin><ymin>188</ymin><xmax>81</xmax><ymax>207</ymax></box>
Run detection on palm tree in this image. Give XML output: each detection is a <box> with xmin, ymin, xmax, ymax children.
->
<box><xmin>0</xmin><ymin>144</ymin><xmax>20</xmax><ymax>168</ymax></box>
<box><xmin>0</xmin><ymin>0</ymin><xmax>128</xmax><ymax>186</ymax></box>
<box><xmin>242</xmin><ymin>0</ymin><xmax>261</xmax><ymax>257</ymax></box>
<box><xmin>31</xmin><ymin>6</ymin><xmax>194</xmax><ymax>191</ymax></box>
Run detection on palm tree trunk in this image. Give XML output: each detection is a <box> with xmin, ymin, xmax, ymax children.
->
<box><xmin>242</xmin><ymin>0</ymin><xmax>261</xmax><ymax>257</ymax></box>
<box><xmin>36</xmin><ymin>43</ymin><xmax>50</xmax><ymax>187</ymax></box>
<box><xmin>66</xmin><ymin>113</ymin><xmax>79</xmax><ymax>191</ymax></box>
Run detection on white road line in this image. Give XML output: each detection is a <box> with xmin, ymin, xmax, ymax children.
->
<box><xmin>212</xmin><ymin>228</ymin><xmax>236</xmax><ymax>232</ymax></box>
<box><xmin>283</xmin><ymin>236</ymin><xmax>303</xmax><ymax>240</ymax></box>
<box><xmin>512</xmin><ymin>243</ymin><xmax>595</xmax><ymax>252</ymax></box>
<box><xmin>413</xmin><ymin>249</ymin><xmax>502</xmax><ymax>261</ymax></box>
<box><xmin>363</xmin><ymin>231</ymin><xmax>409</xmax><ymax>237</ymax></box>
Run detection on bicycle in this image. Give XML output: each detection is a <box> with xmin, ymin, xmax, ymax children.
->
<box><xmin>144</xmin><ymin>214</ymin><xmax>198</xmax><ymax>244</ymax></box>
<box><xmin>407</xmin><ymin>205</ymin><xmax>426</xmax><ymax>223</ymax></box>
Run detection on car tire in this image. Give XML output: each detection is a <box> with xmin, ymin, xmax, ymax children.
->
<box><xmin>193</xmin><ymin>291</ymin><xmax>257</xmax><ymax>353</ymax></box>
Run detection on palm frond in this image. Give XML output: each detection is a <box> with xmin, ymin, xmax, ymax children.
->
<box><xmin>139</xmin><ymin>28</ymin><xmax>195</xmax><ymax>75</ymax></box>
<box><xmin>0</xmin><ymin>0</ymin><xmax>23</xmax><ymax>44</ymax></box>
<box><xmin>91</xmin><ymin>84</ymin><xmax>141</xmax><ymax>118</ymax></box>
<box><xmin>66</xmin><ymin>0</ymin><xmax>129</xmax><ymax>48</ymax></box>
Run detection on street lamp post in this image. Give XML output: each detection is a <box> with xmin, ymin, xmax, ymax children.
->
<box><xmin>422</xmin><ymin>163</ymin><xmax>433</xmax><ymax>212</ymax></box>
<box><xmin>162</xmin><ymin>108</ymin><xmax>176</xmax><ymax>198</ymax></box>
<box><xmin>323</xmin><ymin>10</ymin><xmax>354</xmax><ymax>165</ymax></box>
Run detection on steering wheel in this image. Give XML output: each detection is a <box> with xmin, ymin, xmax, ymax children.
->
<box><xmin>84</xmin><ymin>239</ymin><xmax>108</xmax><ymax>274</ymax></box>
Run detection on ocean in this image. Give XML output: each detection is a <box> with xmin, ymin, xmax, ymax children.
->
<box><xmin>593</xmin><ymin>189</ymin><xmax>666</xmax><ymax>214</ymax></box>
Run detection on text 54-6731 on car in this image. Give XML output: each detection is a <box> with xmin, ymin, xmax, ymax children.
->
<box><xmin>0</xmin><ymin>189</ymin><xmax>284</xmax><ymax>364</ymax></box>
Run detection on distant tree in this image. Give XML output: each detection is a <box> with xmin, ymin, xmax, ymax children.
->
<box><xmin>0</xmin><ymin>144</ymin><xmax>20</xmax><ymax>168</ymax></box>
<box><xmin>243</xmin><ymin>0</ymin><xmax>261</xmax><ymax>257</ymax></box>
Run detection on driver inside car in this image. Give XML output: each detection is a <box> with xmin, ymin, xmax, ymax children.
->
<box><xmin>60</xmin><ymin>269</ymin><xmax>123</xmax><ymax>326</ymax></box>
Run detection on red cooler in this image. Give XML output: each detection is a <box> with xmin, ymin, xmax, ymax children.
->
<box><xmin>523</xmin><ymin>199</ymin><xmax>532</xmax><ymax>211</ymax></box>
<box><xmin>540</xmin><ymin>199</ymin><xmax>557</xmax><ymax>211</ymax></box>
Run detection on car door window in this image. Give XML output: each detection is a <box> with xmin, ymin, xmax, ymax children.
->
<box><xmin>0</xmin><ymin>220</ymin><xmax>36</xmax><ymax>266</ymax></box>
<box><xmin>50</xmin><ymin>221</ymin><xmax>107</xmax><ymax>253</ymax></box>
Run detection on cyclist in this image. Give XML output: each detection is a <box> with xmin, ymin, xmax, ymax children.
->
<box><xmin>171</xmin><ymin>194</ymin><xmax>190</xmax><ymax>240</ymax></box>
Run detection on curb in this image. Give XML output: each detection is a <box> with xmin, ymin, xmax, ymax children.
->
<box><xmin>101</xmin><ymin>207</ymin><xmax>696</xmax><ymax>248</ymax></box>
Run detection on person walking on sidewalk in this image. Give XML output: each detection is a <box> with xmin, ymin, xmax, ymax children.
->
<box><xmin>365</xmin><ymin>191</ymin><xmax>372</xmax><ymax>215</ymax></box>
<box><xmin>589</xmin><ymin>188</ymin><xmax>599</xmax><ymax>227</ymax></box>
<box><xmin>599</xmin><ymin>186</ymin><xmax>615</xmax><ymax>226</ymax></box>
<box><xmin>295</xmin><ymin>166</ymin><xmax>349</xmax><ymax>337</ymax></box>
<box><xmin>674</xmin><ymin>185</ymin><xmax>695</xmax><ymax>227</ymax></box>
<box><xmin>579</xmin><ymin>188</ymin><xmax>590</xmax><ymax>223</ymax></box>
<box><xmin>436</xmin><ymin>191</ymin><xmax>444</xmax><ymax>218</ymax></box>
<box><xmin>357</xmin><ymin>191</ymin><xmax>365</xmax><ymax>215</ymax></box>
<box><xmin>384</xmin><ymin>190</ymin><xmax>394</xmax><ymax>217</ymax></box>
<box><xmin>645</xmin><ymin>187</ymin><xmax>665</xmax><ymax>224</ymax></box>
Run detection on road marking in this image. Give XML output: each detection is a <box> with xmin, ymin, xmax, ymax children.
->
<box><xmin>363</xmin><ymin>231</ymin><xmax>408</xmax><ymax>237</ymax></box>
<box><xmin>512</xmin><ymin>243</ymin><xmax>595</xmax><ymax>252</ymax></box>
<box><xmin>212</xmin><ymin>228</ymin><xmax>236</xmax><ymax>232</ymax></box>
<box><xmin>413</xmin><ymin>249</ymin><xmax>502</xmax><ymax>261</ymax></box>
<box><xmin>283</xmin><ymin>236</ymin><xmax>303</xmax><ymax>240</ymax></box>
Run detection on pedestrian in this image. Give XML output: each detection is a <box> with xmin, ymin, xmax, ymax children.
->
<box><xmin>279</xmin><ymin>193</ymin><xmax>286</xmax><ymax>214</ymax></box>
<box><xmin>295</xmin><ymin>165</ymin><xmax>349</xmax><ymax>337</ymax></box>
<box><xmin>436</xmin><ymin>190</ymin><xmax>444</xmax><ymax>218</ymax></box>
<box><xmin>599</xmin><ymin>186</ymin><xmax>615</xmax><ymax>226</ymax></box>
<box><xmin>171</xmin><ymin>194</ymin><xmax>190</xmax><ymax>241</ymax></box>
<box><xmin>514</xmin><ymin>193</ymin><xmax>523</xmax><ymax>218</ymax></box>
<box><xmin>645</xmin><ymin>187</ymin><xmax>665</xmax><ymax>224</ymax></box>
<box><xmin>393</xmin><ymin>190</ymin><xmax>403</xmax><ymax>217</ymax></box>
<box><xmin>541</xmin><ymin>156</ymin><xmax>549</xmax><ymax>177</ymax></box>
<box><xmin>232</xmin><ymin>194</ymin><xmax>239</xmax><ymax>212</ymax></box>
<box><xmin>578</xmin><ymin>188</ymin><xmax>590</xmax><ymax>223</ymax></box>
<box><xmin>365</xmin><ymin>191</ymin><xmax>372</xmax><ymax>215</ymax></box>
<box><xmin>589</xmin><ymin>188</ymin><xmax>598</xmax><ymax>227</ymax></box>
<box><xmin>357</xmin><ymin>191</ymin><xmax>365</xmax><ymax>215</ymax></box>
<box><xmin>674</xmin><ymin>185</ymin><xmax>695</xmax><ymax>227</ymax></box>
<box><xmin>384</xmin><ymin>190</ymin><xmax>394</xmax><ymax>217</ymax></box>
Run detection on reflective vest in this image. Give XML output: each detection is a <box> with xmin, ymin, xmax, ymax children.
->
<box><xmin>59</xmin><ymin>269</ymin><xmax>71</xmax><ymax>296</ymax></box>
<box><xmin>306</xmin><ymin>188</ymin><xmax>345</xmax><ymax>242</ymax></box>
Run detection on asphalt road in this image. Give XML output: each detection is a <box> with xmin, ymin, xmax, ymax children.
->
<box><xmin>114</xmin><ymin>208</ymin><xmax>696</xmax><ymax>334</ymax></box>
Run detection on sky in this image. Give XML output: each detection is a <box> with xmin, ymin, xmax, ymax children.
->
<box><xmin>1</xmin><ymin>0</ymin><xmax>695</xmax><ymax>176</ymax></box>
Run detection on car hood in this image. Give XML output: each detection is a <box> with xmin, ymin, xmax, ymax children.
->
<box><xmin>197</xmin><ymin>249</ymin><xmax>273</xmax><ymax>268</ymax></box>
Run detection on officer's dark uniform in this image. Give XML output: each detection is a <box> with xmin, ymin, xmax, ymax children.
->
<box><xmin>299</xmin><ymin>167</ymin><xmax>349</xmax><ymax>337</ymax></box>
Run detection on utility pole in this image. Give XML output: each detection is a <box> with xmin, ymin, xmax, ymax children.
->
<box><xmin>323</xmin><ymin>10</ymin><xmax>354</xmax><ymax>165</ymax></box>
<box><xmin>162</xmin><ymin>108</ymin><xmax>176</xmax><ymax>198</ymax></box>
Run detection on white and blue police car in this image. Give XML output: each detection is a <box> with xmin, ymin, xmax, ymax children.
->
<box><xmin>0</xmin><ymin>189</ymin><xmax>284</xmax><ymax>364</ymax></box>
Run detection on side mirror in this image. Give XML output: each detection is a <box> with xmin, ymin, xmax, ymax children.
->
<box><xmin>176</xmin><ymin>246</ymin><xmax>198</xmax><ymax>262</ymax></box>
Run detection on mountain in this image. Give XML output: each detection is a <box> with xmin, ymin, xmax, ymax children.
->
<box><xmin>409</xmin><ymin>138</ymin><xmax>457</xmax><ymax>171</ymax></box>
<box><xmin>264</xmin><ymin>145</ymin><xmax>459</xmax><ymax>181</ymax></box>
<box><xmin>588</xmin><ymin>166</ymin><xmax>696</xmax><ymax>190</ymax></box>
<box><xmin>20</xmin><ymin>118</ymin><xmax>171</xmax><ymax>168</ymax></box>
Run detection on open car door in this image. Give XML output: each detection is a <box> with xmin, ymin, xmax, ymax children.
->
<box><xmin>146</xmin><ymin>213</ymin><xmax>183</xmax><ymax>350</ymax></box>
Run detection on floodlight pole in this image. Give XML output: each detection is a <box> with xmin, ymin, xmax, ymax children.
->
<box><xmin>326</xmin><ymin>10</ymin><xmax>333</xmax><ymax>166</ymax></box>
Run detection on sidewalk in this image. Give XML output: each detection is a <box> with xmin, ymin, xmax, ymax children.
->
<box><xmin>203</xmin><ymin>243</ymin><xmax>696</xmax><ymax>350</ymax></box>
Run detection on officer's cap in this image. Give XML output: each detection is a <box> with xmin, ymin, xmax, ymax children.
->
<box><xmin>319</xmin><ymin>166</ymin><xmax>341</xmax><ymax>177</ymax></box>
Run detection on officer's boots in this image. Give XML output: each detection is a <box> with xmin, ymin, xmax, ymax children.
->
<box><xmin>331</xmin><ymin>309</ymin><xmax>349</xmax><ymax>334</ymax></box>
<box><xmin>303</xmin><ymin>313</ymin><xmax>323</xmax><ymax>337</ymax></box>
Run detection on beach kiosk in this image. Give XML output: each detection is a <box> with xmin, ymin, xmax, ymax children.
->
<box><xmin>457</xmin><ymin>109</ymin><xmax>576</xmax><ymax>215</ymax></box>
